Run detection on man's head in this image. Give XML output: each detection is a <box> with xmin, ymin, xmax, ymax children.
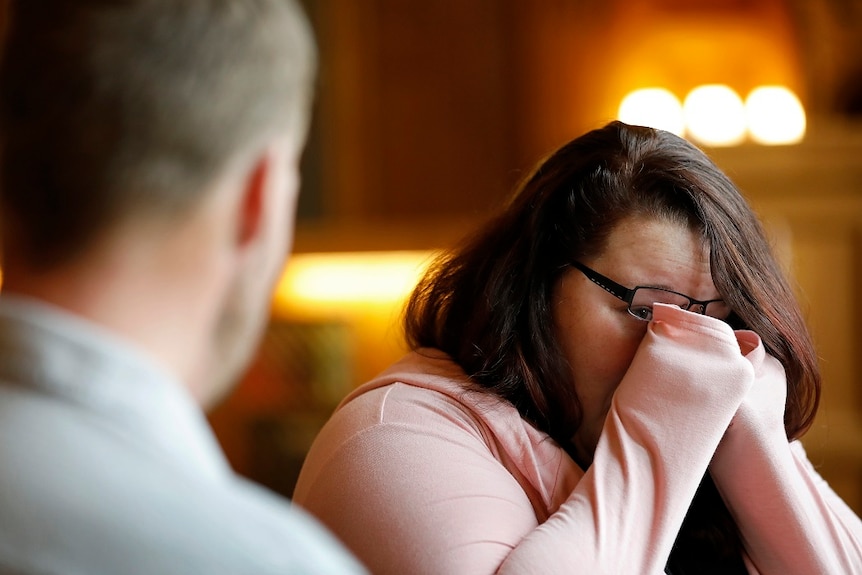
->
<box><xmin>0</xmin><ymin>0</ymin><xmax>316</xmax><ymax>405</ymax></box>
<box><xmin>1</xmin><ymin>0</ymin><xmax>315</xmax><ymax>267</ymax></box>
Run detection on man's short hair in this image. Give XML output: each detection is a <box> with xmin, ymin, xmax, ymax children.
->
<box><xmin>0</xmin><ymin>0</ymin><xmax>316</xmax><ymax>267</ymax></box>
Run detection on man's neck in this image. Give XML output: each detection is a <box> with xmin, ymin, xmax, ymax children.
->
<box><xmin>1</xmin><ymin>225</ymin><xmax>230</xmax><ymax>404</ymax></box>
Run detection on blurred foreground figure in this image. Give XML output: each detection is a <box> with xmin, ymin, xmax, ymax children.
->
<box><xmin>0</xmin><ymin>1</ymin><xmax>365</xmax><ymax>573</ymax></box>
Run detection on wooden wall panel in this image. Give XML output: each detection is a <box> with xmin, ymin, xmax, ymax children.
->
<box><xmin>309</xmin><ymin>0</ymin><xmax>520</xmax><ymax>224</ymax></box>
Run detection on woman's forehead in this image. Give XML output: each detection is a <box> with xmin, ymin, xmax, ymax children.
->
<box><xmin>591</xmin><ymin>217</ymin><xmax>713</xmax><ymax>288</ymax></box>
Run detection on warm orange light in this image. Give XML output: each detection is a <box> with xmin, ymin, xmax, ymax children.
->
<box><xmin>683</xmin><ymin>85</ymin><xmax>747</xmax><ymax>147</ymax></box>
<box><xmin>618</xmin><ymin>88</ymin><xmax>685</xmax><ymax>135</ymax></box>
<box><xmin>273</xmin><ymin>251</ymin><xmax>435</xmax><ymax>315</ymax></box>
<box><xmin>745</xmin><ymin>86</ymin><xmax>805</xmax><ymax>145</ymax></box>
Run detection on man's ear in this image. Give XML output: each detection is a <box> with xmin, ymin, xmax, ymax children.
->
<box><xmin>235</xmin><ymin>149</ymin><xmax>272</xmax><ymax>248</ymax></box>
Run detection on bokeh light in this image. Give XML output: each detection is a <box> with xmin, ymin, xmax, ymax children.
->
<box><xmin>273</xmin><ymin>251</ymin><xmax>433</xmax><ymax>312</ymax></box>
<box><xmin>683</xmin><ymin>85</ymin><xmax>747</xmax><ymax>146</ymax></box>
<box><xmin>745</xmin><ymin>86</ymin><xmax>806</xmax><ymax>145</ymax></box>
<box><xmin>618</xmin><ymin>88</ymin><xmax>685</xmax><ymax>135</ymax></box>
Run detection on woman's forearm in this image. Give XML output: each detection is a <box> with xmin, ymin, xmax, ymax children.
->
<box><xmin>710</xmin><ymin>336</ymin><xmax>862</xmax><ymax>574</ymax></box>
<box><xmin>711</xmin><ymin>419</ymin><xmax>862</xmax><ymax>573</ymax></box>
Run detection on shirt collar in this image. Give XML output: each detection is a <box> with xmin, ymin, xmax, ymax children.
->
<box><xmin>0</xmin><ymin>295</ymin><xmax>231</xmax><ymax>481</ymax></box>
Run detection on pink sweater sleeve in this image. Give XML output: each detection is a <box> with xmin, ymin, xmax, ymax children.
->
<box><xmin>709</xmin><ymin>332</ymin><xmax>862</xmax><ymax>574</ymax></box>
<box><xmin>296</xmin><ymin>305</ymin><xmax>858</xmax><ymax>574</ymax></box>
<box><xmin>499</xmin><ymin>304</ymin><xmax>754</xmax><ymax>574</ymax></box>
<box><xmin>294</xmin><ymin>383</ymin><xmax>557</xmax><ymax>574</ymax></box>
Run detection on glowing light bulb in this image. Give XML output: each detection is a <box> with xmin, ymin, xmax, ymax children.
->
<box><xmin>618</xmin><ymin>88</ymin><xmax>685</xmax><ymax>135</ymax></box>
<box><xmin>745</xmin><ymin>86</ymin><xmax>805</xmax><ymax>145</ymax></box>
<box><xmin>683</xmin><ymin>85</ymin><xmax>746</xmax><ymax>146</ymax></box>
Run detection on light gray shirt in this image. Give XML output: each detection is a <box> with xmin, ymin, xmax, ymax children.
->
<box><xmin>0</xmin><ymin>296</ymin><xmax>366</xmax><ymax>575</ymax></box>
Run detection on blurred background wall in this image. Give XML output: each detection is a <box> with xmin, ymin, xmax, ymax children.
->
<box><xmin>208</xmin><ymin>0</ymin><xmax>862</xmax><ymax>512</ymax></box>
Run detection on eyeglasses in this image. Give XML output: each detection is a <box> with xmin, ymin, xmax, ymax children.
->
<box><xmin>570</xmin><ymin>261</ymin><xmax>731</xmax><ymax>322</ymax></box>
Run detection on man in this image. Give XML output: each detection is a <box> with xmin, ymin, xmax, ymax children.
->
<box><xmin>0</xmin><ymin>1</ymin><xmax>365</xmax><ymax>573</ymax></box>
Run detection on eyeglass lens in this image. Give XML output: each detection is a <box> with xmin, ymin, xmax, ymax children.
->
<box><xmin>630</xmin><ymin>287</ymin><xmax>731</xmax><ymax>321</ymax></box>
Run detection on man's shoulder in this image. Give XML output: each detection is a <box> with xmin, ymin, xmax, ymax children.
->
<box><xmin>0</xmin><ymin>384</ymin><xmax>365</xmax><ymax>575</ymax></box>
<box><xmin>0</xmin><ymin>482</ymin><xmax>364</xmax><ymax>574</ymax></box>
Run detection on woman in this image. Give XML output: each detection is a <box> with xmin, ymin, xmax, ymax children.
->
<box><xmin>294</xmin><ymin>122</ymin><xmax>862</xmax><ymax>574</ymax></box>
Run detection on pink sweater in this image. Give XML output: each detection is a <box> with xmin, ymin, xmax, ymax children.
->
<box><xmin>294</xmin><ymin>304</ymin><xmax>862</xmax><ymax>574</ymax></box>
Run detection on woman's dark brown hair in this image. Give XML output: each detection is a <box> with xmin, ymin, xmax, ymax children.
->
<box><xmin>404</xmin><ymin>121</ymin><xmax>820</xmax><ymax>573</ymax></box>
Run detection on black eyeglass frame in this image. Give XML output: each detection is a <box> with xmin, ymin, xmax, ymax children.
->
<box><xmin>570</xmin><ymin>260</ymin><xmax>728</xmax><ymax>321</ymax></box>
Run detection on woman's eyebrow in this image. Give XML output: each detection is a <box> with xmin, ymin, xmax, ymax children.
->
<box><xmin>637</xmin><ymin>282</ymin><xmax>676</xmax><ymax>291</ymax></box>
